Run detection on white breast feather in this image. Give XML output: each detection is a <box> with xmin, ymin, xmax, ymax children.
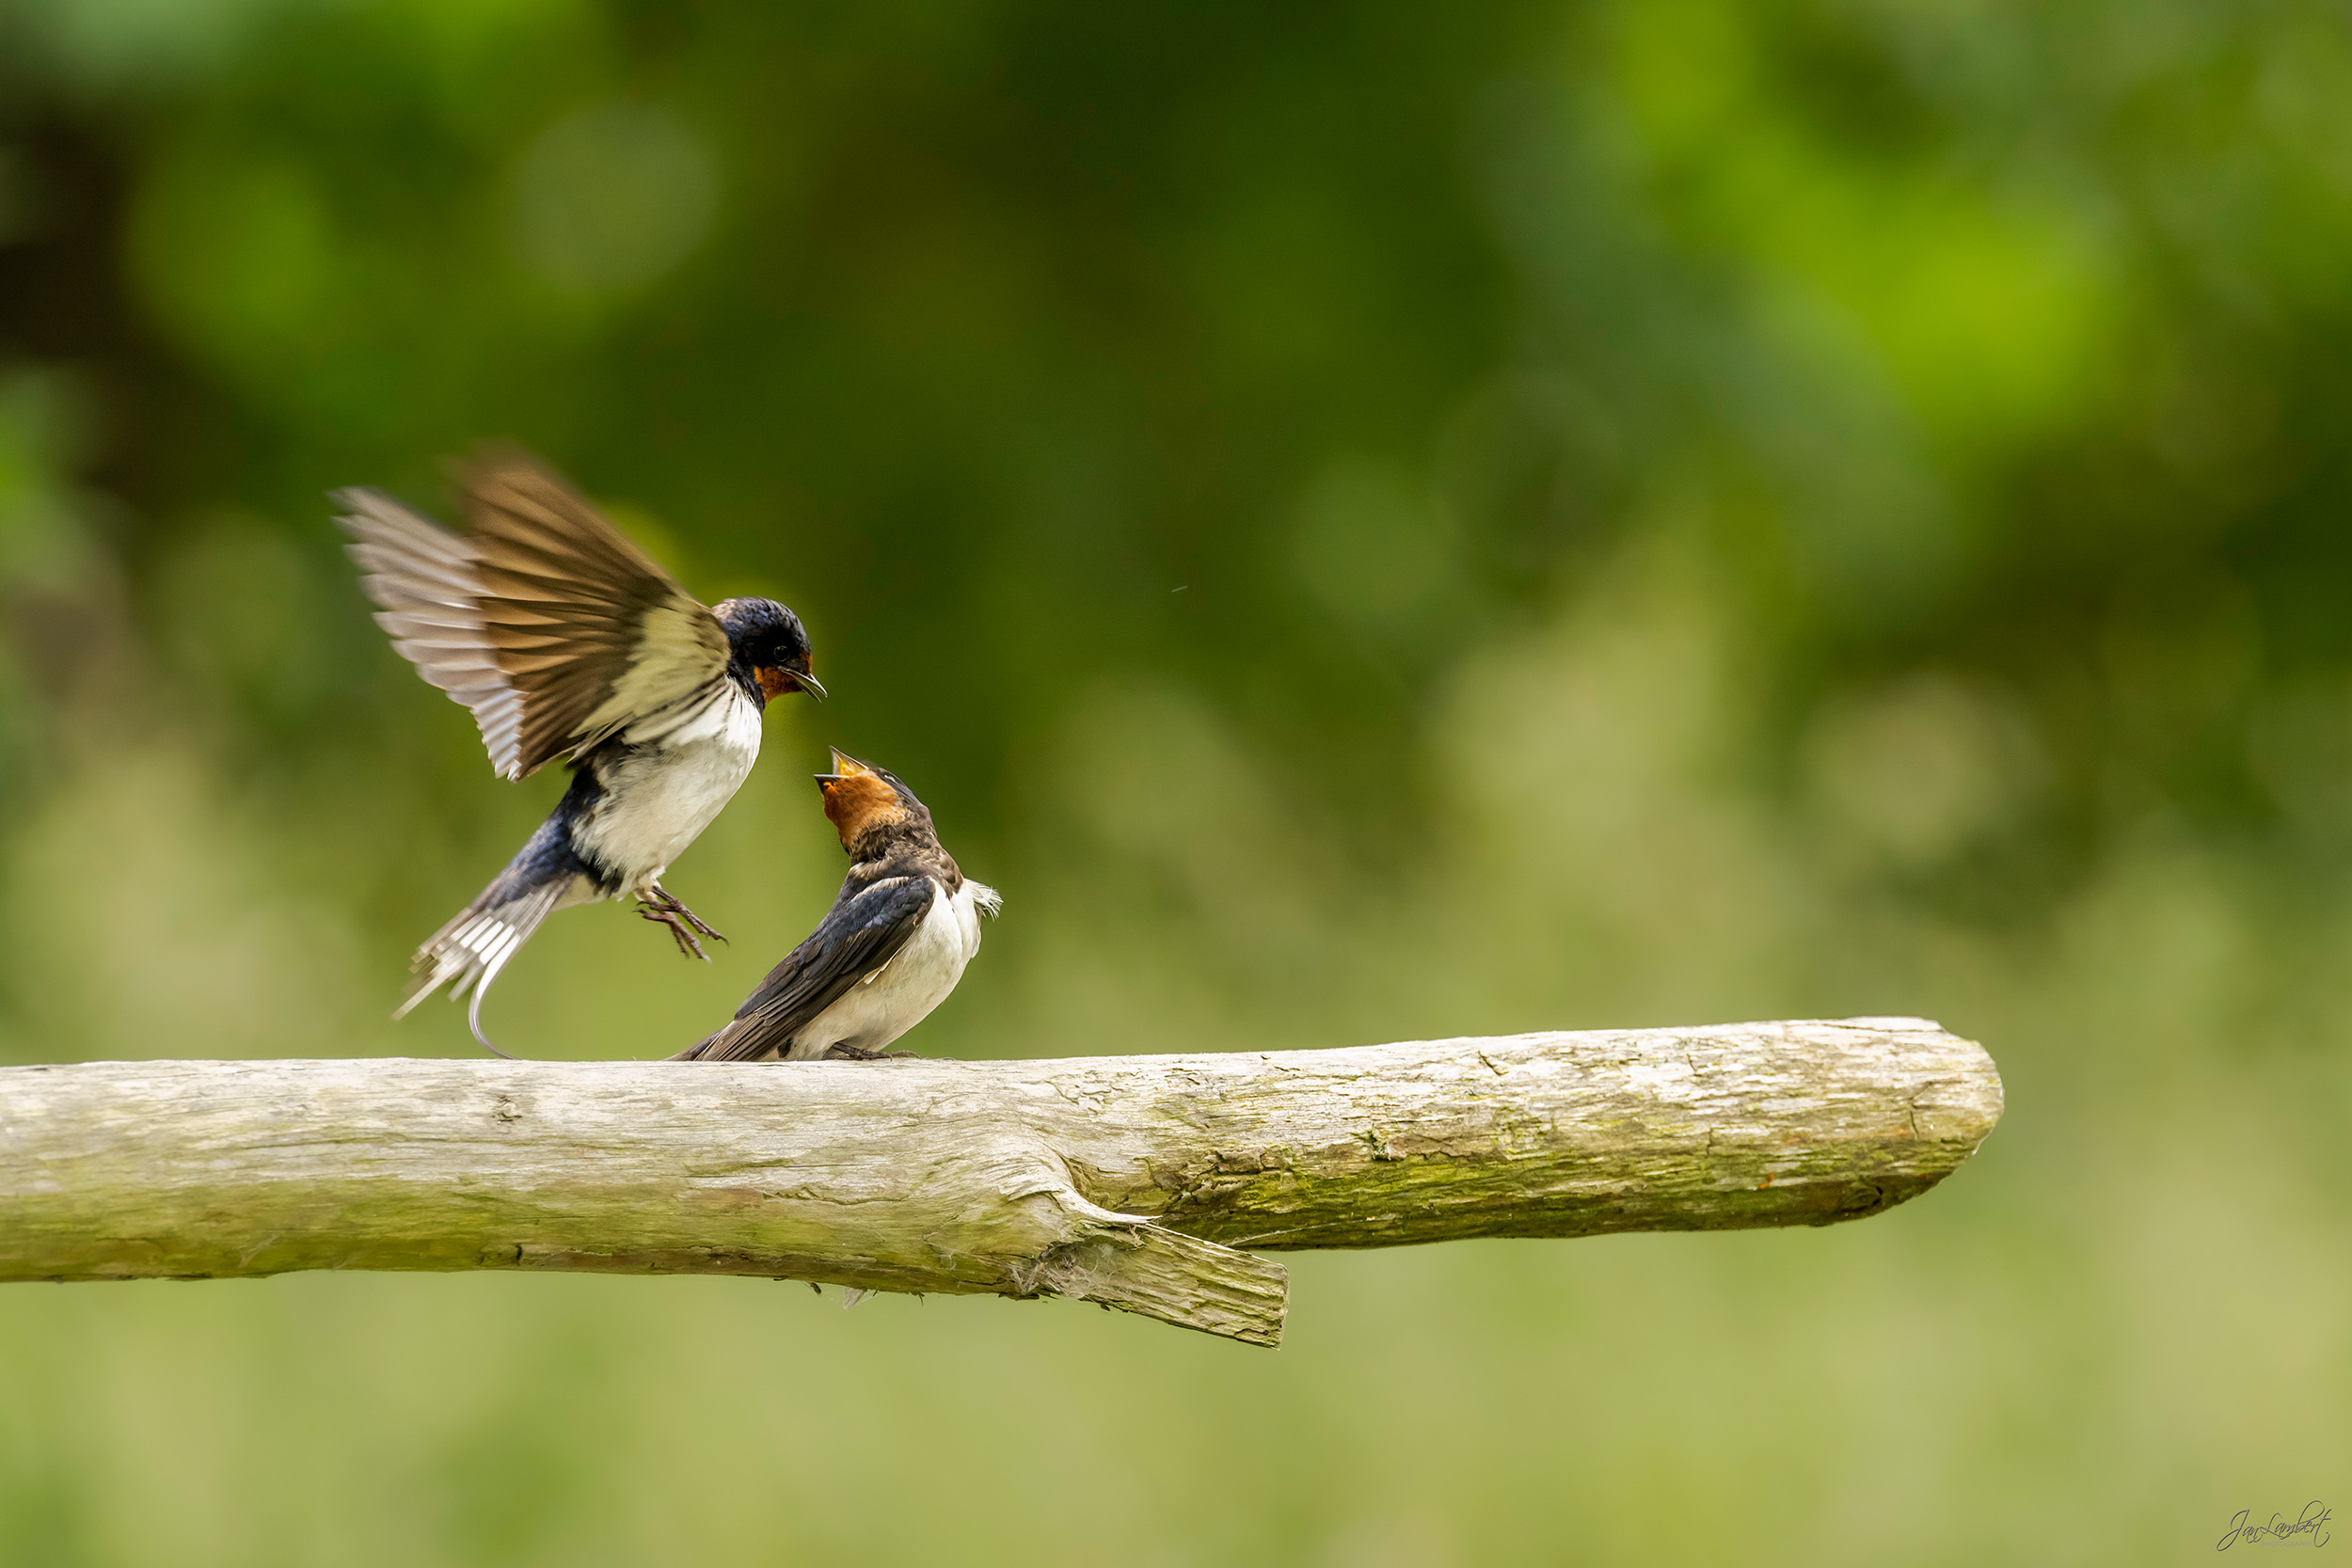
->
<box><xmin>786</xmin><ymin>878</ymin><xmax>994</xmax><ymax>1059</ymax></box>
<box><xmin>573</xmin><ymin>682</ymin><xmax>764</xmax><ymax>890</ymax></box>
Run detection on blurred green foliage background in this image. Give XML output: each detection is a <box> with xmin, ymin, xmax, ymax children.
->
<box><xmin>2</xmin><ymin>0</ymin><xmax>2349</xmax><ymax>1560</ymax></box>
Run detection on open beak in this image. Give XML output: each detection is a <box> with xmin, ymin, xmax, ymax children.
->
<box><xmin>794</xmin><ymin>670</ymin><xmax>827</xmax><ymax>702</ymax></box>
<box><xmin>816</xmin><ymin>746</ymin><xmax>869</xmax><ymax>784</ymax></box>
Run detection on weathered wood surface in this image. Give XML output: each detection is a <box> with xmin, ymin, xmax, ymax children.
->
<box><xmin>0</xmin><ymin>1018</ymin><xmax>2000</xmax><ymax>1347</ymax></box>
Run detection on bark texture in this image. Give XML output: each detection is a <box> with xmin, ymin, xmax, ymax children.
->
<box><xmin>0</xmin><ymin>1018</ymin><xmax>2000</xmax><ymax>1346</ymax></box>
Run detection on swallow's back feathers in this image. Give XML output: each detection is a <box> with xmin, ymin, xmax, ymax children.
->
<box><xmin>676</xmin><ymin>874</ymin><xmax>938</xmax><ymax>1061</ymax></box>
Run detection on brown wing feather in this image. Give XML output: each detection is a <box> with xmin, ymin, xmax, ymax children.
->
<box><xmin>337</xmin><ymin>448</ymin><xmax>730</xmax><ymax>780</ymax></box>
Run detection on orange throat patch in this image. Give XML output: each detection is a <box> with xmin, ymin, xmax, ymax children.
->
<box><xmin>819</xmin><ymin>770</ymin><xmax>904</xmax><ymax>847</ymax></box>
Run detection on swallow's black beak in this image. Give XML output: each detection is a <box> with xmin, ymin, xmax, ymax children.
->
<box><xmin>762</xmin><ymin>665</ymin><xmax>826</xmax><ymax>703</ymax></box>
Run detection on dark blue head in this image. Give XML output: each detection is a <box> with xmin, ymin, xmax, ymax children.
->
<box><xmin>712</xmin><ymin>596</ymin><xmax>822</xmax><ymax>702</ymax></box>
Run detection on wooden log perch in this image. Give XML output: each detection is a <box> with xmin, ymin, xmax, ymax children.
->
<box><xmin>0</xmin><ymin>1018</ymin><xmax>2000</xmax><ymax>1348</ymax></box>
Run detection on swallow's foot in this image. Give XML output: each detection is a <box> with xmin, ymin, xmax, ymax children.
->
<box><xmin>639</xmin><ymin>903</ymin><xmax>712</xmax><ymax>962</ymax></box>
<box><xmin>638</xmin><ymin>885</ymin><xmax>725</xmax><ymax>960</ymax></box>
<box><xmin>822</xmin><ymin>1043</ymin><xmax>918</xmax><ymax>1062</ymax></box>
<box><xmin>644</xmin><ymin>883</ymin><xmax>727</xmax><ymax>942</ymax></box>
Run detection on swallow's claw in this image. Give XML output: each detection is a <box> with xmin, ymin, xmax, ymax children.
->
<box><xmin>640</xmin><ymin>902</ymin><xmax>713</xmax><ymax>961</ymax></box>
<box><xmin>644</xmin><ymin>883</ymin><xmax>727</xmax><ymax>944</ymax></box>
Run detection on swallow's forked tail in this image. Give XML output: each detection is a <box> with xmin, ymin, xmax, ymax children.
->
<box><xmin>395</xmin><ymin>879</ymin><xmax>569</xmax><ymax>1056</ymax></box>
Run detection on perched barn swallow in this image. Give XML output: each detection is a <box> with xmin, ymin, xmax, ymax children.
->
<box><xmin>336</xmin><ymin>447</ymin><xmax>823</xmax><ymax>1053</ymax></box>
<box><xmin>674</xmin><ymin>750</ymin><xmax>998</xmax><ymax>1062</ymax></box>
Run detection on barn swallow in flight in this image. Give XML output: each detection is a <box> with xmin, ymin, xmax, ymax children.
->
<box><xmin>336</xmin><ymin>447</ymin><xmax>822</xmax><ymax>1054</ymax></box>
<box><xmin>673</xmin><ymin>750</ymin><xmax>998</xmax><ymax>1062</ymax></box>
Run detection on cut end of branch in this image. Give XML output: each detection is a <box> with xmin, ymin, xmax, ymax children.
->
<box><xmin>1025</xmin><ymin>1215</ymin><xmax>1289</xmax><ymax>1348</ymax></box>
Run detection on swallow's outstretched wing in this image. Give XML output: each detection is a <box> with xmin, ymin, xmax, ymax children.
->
<box><xmin>675</xmin><ymin>876</ymin><xmax>936</xmax><ymax>1062</ymax></box>
<box><xmin>336</xmin><ymin>448</ymin><xmax>731</xmax><ymax>780</ymax></box>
